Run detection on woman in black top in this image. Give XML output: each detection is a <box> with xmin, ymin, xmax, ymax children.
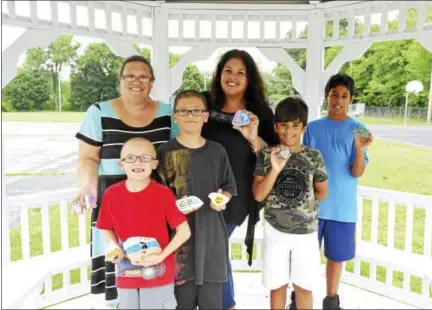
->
<box><xmin>202</xmin><ymin>49</ymin><xmax>278</xmax><ymax>309</ymax></box>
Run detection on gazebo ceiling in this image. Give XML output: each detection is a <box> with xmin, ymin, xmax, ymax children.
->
<box><xmin>149</xmin><ymin>0</ymin><xmax>334</xmax><ymax>3</ymax></box>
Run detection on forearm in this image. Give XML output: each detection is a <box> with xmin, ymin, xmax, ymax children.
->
<box><xmin>350</xmin><ymin>150</ymin><xmax>366</xmax><ymax>178</ymax></box>
<box><xmin>78</xmin><ymin>158</ymin><xmax>99</xmax><ymax>186</ymax></box>
<box><xmin>249</xmin><ymin>136</ymin><xmax>267</xmax><ymax>153</ymax></box>
<box><xmin>103</xmin><ymin>230</ymin><xmax>119</xmax><ymax>246</ymax></box>
<box><xmin>253</xmin><ymin>170</ymin><xmax>279</xmax><ymax>202</ymax></box>
<box><xmin>160</xmin><ymin>222</ymin><xmax>191</xmax><ymax>259</ymax></box>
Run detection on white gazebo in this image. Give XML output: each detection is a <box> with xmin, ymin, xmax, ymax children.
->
<box><xmin>2</xmin><ymin>1</ymin><xmax>432</xmax><ymax>309</ymax></box>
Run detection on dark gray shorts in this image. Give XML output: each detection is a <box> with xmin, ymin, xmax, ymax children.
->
<box><xmin>117</xmin><ymin>284</ymin><xmax>176</xmax><ymax>309</ymax></box>
<box><xmin>175</xmin><ymin>281</ymin><xmax>223</xmax><ymax>309</ymax></box>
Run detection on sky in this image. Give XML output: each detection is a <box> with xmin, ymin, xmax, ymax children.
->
<box><xmin>1</xmin><ymin>1</ymin><xmax>398</xmax><ymax>79</ymax></box>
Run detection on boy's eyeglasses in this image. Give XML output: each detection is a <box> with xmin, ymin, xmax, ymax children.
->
<box><xmin>121</xmin><ymin>155</ymin><xmax>156</xmax><ymax>163</ymax></box>
<box><xmin>175</xmin><ymin>109</ymin><xmax>207</xmax><ymax>116</ymax></box>
<box><xmin>121</xmin><ymin>75</ymin><xmax>153</xmax><ymax>83</ymax></box>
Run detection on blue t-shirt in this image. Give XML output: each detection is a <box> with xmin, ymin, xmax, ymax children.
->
<box><xmin>303</xmin><ymin>116</ymin><xmax>369</xmax><ymax>223</ymax></box>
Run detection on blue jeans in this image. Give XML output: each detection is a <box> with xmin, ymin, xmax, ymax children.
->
<box><xmin>223</xmin><ymin>223</ymin><xmax>237</xmax><ymax>309</ymax></box>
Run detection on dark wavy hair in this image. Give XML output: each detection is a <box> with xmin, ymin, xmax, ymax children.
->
<box><xmin>209</xmin><ymin>49</ymin><xmax>267</xmax><ymax>115</ymax></box>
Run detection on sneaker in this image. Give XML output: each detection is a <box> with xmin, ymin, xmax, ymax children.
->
<box><xmin>286</xmin><ymin>291</ymin><xmax>296</xmax><ymax>310</ymax></box>
<box><xmin>322</xmin><ymin>295</ymin><xmax>342</xmax><ymax>310</ymax></box>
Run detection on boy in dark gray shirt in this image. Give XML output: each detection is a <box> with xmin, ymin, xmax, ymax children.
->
<box><xmin>157</xmin><ymin>90</ymin><xmax>237</xmax><ymax>309</ymax></box>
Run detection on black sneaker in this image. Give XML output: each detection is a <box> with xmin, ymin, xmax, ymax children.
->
<box><xmin>322</xmin><ymin>295</ymin><xmax>342</xmax><ymax>310</ymax></box>
<box><xmin>286</xmin><ymin>291</ymin><xmax>296</xmax><ymax>310</ymax></box>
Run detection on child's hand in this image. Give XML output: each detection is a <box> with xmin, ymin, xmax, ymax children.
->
<box><xmin>137</xmin><ymin>253</ymin><xmax>165</xmax><ymax>267</ymax></box>
<box><xmin>270</xmin><ymin>147</ymin><xmax>290</xmax><ymax>173</ymax></box>
<box><xmin>210</xmin><ymin>189</ymin><xmax>228</xmax><ymax>212</ymax></box>
<box><xmin>109</xmin><ymin>249</ymin><xmax>125</xmax><ymax>264</ymax></box>
<box><xmin>354</xmin><ymin>133</ymin><xmax>373</xmax><ymax>151</ymax></box>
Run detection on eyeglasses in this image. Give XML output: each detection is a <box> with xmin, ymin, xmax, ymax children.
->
<box><xmin>121</xmin><ymin>155</ymin><xmax>156</xmax><ymax>163</ymax></box>
<box><xmin>175</xmin><ymin>109</ymin><xmax>207</xmax><ymax>116</ymax></box>
<box><xmin>121</xmin><ymin>75</ymin><xmax>153</xmax><ymax>83</ymax></box>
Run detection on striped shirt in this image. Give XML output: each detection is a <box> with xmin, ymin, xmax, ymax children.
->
<box><xmin>76</xmin><ymin>100</ymin><xmax>179</xmax><ymax>176</ymax></box>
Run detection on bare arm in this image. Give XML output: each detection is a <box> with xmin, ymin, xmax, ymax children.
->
<box><xmin>160</xmin><ymin>221</ymin><xmax>191</xmax><ymax>260</ymax></box>
<box><xmin>252</xmin><ymin>170</ymin><xmax>279</xmax><ymax>202</ymax></box>
<box><xmin>350</xmin><ymin>149</ymin><xmax>366</xmax><ymax>178</ymax></box>
<box><xmin>103</xmin><ymin>229</ymin><xmax>124</xmax><ymax>263</ymax></box>
<box><xmin>314</xmin><ymin>180</ymin><xmax>328</xmax><ymax>201</ymax></box>
<box><xmin>73</xmin><ymin>141</ymin><xmax>101</xmax><ymax>208</ymax></box>
<box><xmin>77</xmin><ymin>141</ymin><xmax>101</xmax><ymax>188</ymax></box>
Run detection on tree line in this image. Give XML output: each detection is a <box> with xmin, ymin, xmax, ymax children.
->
<box><xmin>2</xmin><ymin>8</ymin><xmax>431</xmax><ymax>112</ymax></box>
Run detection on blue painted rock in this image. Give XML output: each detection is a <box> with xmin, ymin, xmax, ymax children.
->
<box><xmin>232</xmin><ymin>110</ymin><xmax>250</xmax><ymax>126</ymax></box>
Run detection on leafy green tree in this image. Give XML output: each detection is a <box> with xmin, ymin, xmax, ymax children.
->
<box><xmin>2</xmin><ymin>69</ymin><xmax>50</xmax><ymax>111</ymax></box>
<box><xmin>70</xmin><ymin>43</ymin><xmax>123</xmax><ymax>111</ymax></box>
<box><xmin>45</xmin><ymin>35</ymin><xmax>80</xmax><ymax>111</ymax></box>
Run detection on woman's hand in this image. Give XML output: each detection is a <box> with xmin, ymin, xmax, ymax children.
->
<box><xmin>233</xmin><ymin>111</ymin><xmax>259</xmax><ymax>143</ymax></box>
<box><xmin>72</xmin><ymin>183</ymin><xmax>98</xmax><ymax>215</ymax></box>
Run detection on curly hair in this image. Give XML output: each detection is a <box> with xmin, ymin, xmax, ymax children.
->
<box><xmin>209</xmin><ymin>49</ymin><xmax>267</xmax><ymax>115</ymax></box>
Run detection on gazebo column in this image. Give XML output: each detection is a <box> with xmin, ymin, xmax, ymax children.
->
<box><xmin>169</xmin><ymin>45</ymin><xmax>216</xmax><ymax>95</ymax></box>
<box><xmin>303</xmin><ymin>9</ymin><xmax>325</xmax><ymax>121</ymax></box>
<box><xmin>2</xmin><ymin>29</ymin><xmax>59</xmax><ymax>89</ymax></box>
<box><xmin>151</xmin><ymin>6</ymin><xmax>170</xmax><ymax>103</ymax></box>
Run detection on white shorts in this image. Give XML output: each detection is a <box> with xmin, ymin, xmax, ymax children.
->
<box><xmin>262</xmin><ymin>220</ymin><xmax>321</xmax><ymax>291</ymax></box>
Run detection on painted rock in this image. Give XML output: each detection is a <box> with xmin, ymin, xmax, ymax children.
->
<box><xmin>232</xmin><ymin>110</ymin><xmax>250</xmax><ymax>126</ymax></box>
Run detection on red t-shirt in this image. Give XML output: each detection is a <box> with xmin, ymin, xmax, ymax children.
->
<box><xmin>96</xmin><ymin>179</ymin><xmax>187</xmax><ymax>289</ymax></box>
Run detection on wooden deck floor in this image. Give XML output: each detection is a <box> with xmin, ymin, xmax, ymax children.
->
<box><xmin>48</xmin><ymin>272</ymin><xmax>416</xmax><ymax>309</ymax></box>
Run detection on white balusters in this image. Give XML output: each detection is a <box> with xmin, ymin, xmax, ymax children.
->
<box><xmin>371</xmin><ymin>198</ymin><xmax>379</xmax><ymax>244</ymax></box>
<box><xmin>332</xmin><ymin>12</ymin><xmax>339</xmax><ymax>40</ymax></box>
<box><xmin>88</xmin><ymin>1</ymin><xmax>95</xmax><ymax>32</ymax></box>
<box><xmin>51</xmin><ymin>1</ymin><xmax>58</xmax><ymax>26</ymax></box>
<box><xmin>275</xmin><ymin>14</ymin><xmax>281</xmax><ymax>42</ymax></box>
<box><xmin>416</xmin><ymin>3</ymin><xmax>427</xmax><ymax>31</ymax></box>
<box><xmin>178</xmin><ymin>13</ymin><xmax>184</xmax><ymax>42</ymax></box>
<box><xmin>259</xmin><ymin>15</ymin><xmax>265</xmax><ymax>42</ymax></box>
<box><xmin>30</xmin><ymin>1</ymin><xmax>37</xmax><ymax>26</ymax></box>
<box><xmin>356</xmin><ymin>195</ymin><xmax>363</xmax><ymax>242</ymax></box>
<box><xmin>78</xmin><ymin>211</ymin><xmax>87</xmax><ymax>247</ymax></box>
<box><xmin>424</xmin><ymin>208</ymin><xmax>432</xmax><ymax>257</ymax></box>
<box><xmin>60</xmin><ymin>201</ymin><xmax>69</xmax><ymax>251</ymax></box>
<box><xmin>347</xmin><ymin>9</ymin><xmax>354</xmax><ymax>39</ymax></box>
<box><xmin>41</xmin><ymin>203</ymin><xmax>51</xmax><ymax>255</ymax></box>
<box><xmin>380</xmin><ymin>3</ymin><xmax>388</xmax><ymax>35</ymax></box>
<box><xmin>70</xmin><ymin>1</ymin><xmax>77</xmax><ymax>29</ymax></box>
<box><xmin>121</xmin><ymin>5</ymin><xmax>127</xmax><ymax>36</ymax></box>
<box><xmin>243</xmin><ymin>15</ymin><xmax>248</xmax><ymax>43</ymax></box>
<box><xmin>291</xmin><ymin>15</ymin><xmax>297</xmax><ymax>42</ymax></box>
<box><xmin>7</xmin><ymin>0</ymin><xmax>15</xmax><ymax>19</ymax></box>
<box><xmin>364</xmin><ymin>6</ymin><xmax>371</xmax><ymax>37</ymax></box>
<box><xmin>405</xmin><ymin>203</ymin><xmax>414</xmax><ymax>253</ymax></box>
<box><xmin>398</xmin><ymin>2</ymin><xmax>406</xmax><ymax>33</ymax></box>
<box><xmin>387</xmin><ymin>201</ymin><xmax>396</xmax><ymax>249</ymax></box>
<box><xmin>195</xmin><ymin>14</ymin><xmax>200</xmax><ymax>43</ymax></box>
<box><xmin>21</xmin><ymin>207</ymin><xmax>30</xmax><ymax>260</ymax></box>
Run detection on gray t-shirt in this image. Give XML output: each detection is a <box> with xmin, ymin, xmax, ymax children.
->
<box><xmin>254</xmin><ymin>145</ymin><xmax>327</xmax><ymax>234</ymax></box>
<box><xmin>157</xmin><ymin>139</ymin><xmax>237</xmax><ymax>286</ymax></box>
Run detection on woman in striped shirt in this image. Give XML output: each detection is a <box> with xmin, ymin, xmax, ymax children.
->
<box><xmin>73</xmin><ymin>55</ymin><xmax>178</xmax><ymax>308</ymax></box>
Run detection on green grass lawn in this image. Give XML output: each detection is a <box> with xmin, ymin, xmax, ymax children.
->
<box><xmin>8</xmin><ymin>138</ymin><xmax>432</xmax><ymax>299</ymax></box>
<box><xmin>2</xmin><ymin>112</ymin><xmax>85</xmax><ymax>123</ymax></box>
<box><xmin>358</xmin><ymin>116</ymin><xmax>431</xmax><ymax>126</ymax></box>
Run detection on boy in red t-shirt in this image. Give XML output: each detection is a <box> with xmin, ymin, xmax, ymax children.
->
<box><xmin>97</xmin><ymin>137</ymin><xmax>191</xmax><ymax>309</ymax></box>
